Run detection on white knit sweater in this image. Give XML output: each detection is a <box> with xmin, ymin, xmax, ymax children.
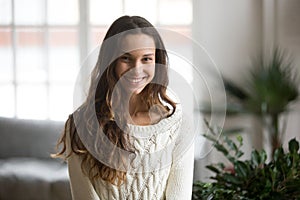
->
<box><xmin>66</xmin><ymin>106</ymin><xmax>194</xmax><ymax>200</ymax></box>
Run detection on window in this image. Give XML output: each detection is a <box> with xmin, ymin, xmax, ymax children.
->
<box><xmin>0</xmin><ymin>0</ymin><xmax>192</xmax><ymax>121</ymax></box>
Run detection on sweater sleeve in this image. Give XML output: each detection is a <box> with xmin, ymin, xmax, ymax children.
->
<box><xmin>165</xmin><ymin>142</ymin><xmax>194</xmax><ymax>199</ymax></box>
<box><xmin>67</xmin><ymin>154</ymin><xmax>100</xmax><ymax>200</ymax></box>
<box><xmin>165</xmin><ymin>118</ymin><xmax>195</xmax><ymax>199</ymax></box>
<box><xmin>65</xmin><ymin>120</ymin><xmax>100</xmax><ymax>200</ymax></box>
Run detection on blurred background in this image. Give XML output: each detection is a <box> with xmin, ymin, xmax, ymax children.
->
<box><xmin>0</xmin><ymin>0</ymin><xmax>193</xmax><ymax>121</ymax></box>
<box><xmin>0</xmin><ymin>0</ymin><xmax>300</xmax><ymax>183</ymax></box>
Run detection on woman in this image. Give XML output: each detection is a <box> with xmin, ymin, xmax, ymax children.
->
<box><xmin>54</xmin><ymin>15</ymin><xmax>194</xmax><ymax>200</ymax></box>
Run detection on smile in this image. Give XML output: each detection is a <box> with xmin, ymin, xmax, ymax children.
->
<box><xmin>125</xmin><ymin>76</ymin><xmax>147</xmax><ymax>84</ymax></box>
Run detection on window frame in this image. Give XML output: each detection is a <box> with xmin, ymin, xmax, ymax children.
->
<box><xmin>0</xmin><ymin>0</ymin><xmax>192</xmax><ymax>120</ymax></box>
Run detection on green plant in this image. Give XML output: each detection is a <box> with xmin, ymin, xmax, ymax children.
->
<box><xmin>222</xmin><ymin>47</ymin><xmax>299</xmax><ymax>157</ymax></box>
<box><xmin>192</xmin><ymin>130</ymin><xmax>300</xmax><ymax>200</ymax></box>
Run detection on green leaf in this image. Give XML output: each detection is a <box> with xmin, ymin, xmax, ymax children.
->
<box><xmin>225</xmin><ymin>137</ymin><xmax>238</xmax><ymax>152</ymax></box>
<box><xmin>203</xmin><ymin>134</ymin><xmax>217</xmax><ymax>143</ymax></box>
<box><xmin>236</xmin><ymin>135</ymin><xmax>243</xmax><ymax>146</ymax></box>
<box><xmin>224</xmin><ymin>78</ymin><xmax>249</xmax><ymax>101</ymax></box>
<box><xmin>223</xmin><ymin>173</ymin><xmax>243</xmax><ymax>185</ymax></box>
<box><xmin>206</xmin><ymin>165</ymin><xmax>220</xmax><ymax>174</ymax></box>
<box><xmin>286</xmin><ymin>156</ymin><xmax>292</xmax><ymax>168</ymax></box>
<box><xmin>234</xmin><ymin>161</ymin><xmax>249</xmax><ymax>178</ymax></box>
<box><xmin>274</xmin><ymin>147</ymin><xmax>284</xmax><ymax>162</ymax></box>
<box><xmin>251</xmin><ymin>150</ymin><xmax>260</xmax><ymax>167</ymax></box>
<box><xmin>214</xmin><ymin>143</ymin><xmax>229</xmax><ymax>156</ymax></box>
<box><xmin>260</xmin><ymin>150</ymin><xmax>267</xmax><ymax>164</ymax></box>
<box><xmin>236</xmin><ymin>151</ymin><xmax>244</xmax><ymax>158</ymax></box>
<box><xmin>288</xmin><ymin>138</ymin><xmax>299</xmax><ymax>153</ymax></box>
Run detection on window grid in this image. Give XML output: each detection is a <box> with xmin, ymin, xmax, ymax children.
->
<box><xmin>0</xmin><ymin>0</ymin><xmax>192</xmax><ymax>120</ymax></box>
<box><xmin>0</xmin><ymin>0</ymin><xmax>80</xmax><ymax>120</ymax></box>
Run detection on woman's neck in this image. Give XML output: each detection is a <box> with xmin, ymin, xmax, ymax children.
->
<box><xmin>128</xmin><ymin>94</ymin><xmax>146</xmax><ymax>116</ymax></box>
<box><xmin>127</xmin><ymin>94</ymin><xmax>168</xmax><ymax>126</ymax></box>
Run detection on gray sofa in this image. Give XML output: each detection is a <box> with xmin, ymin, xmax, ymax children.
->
<box><xmin>0</xmin><ymin>117</ymin><xmax>72</xmax><ymax>200</ymax></box>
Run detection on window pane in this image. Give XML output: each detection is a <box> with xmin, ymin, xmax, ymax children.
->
<box><xmin>159</xmin><ymin>0</ymin><xmax>192</xmax><ymax>25</ymax></box>
<box><xmin>169</xmin><ymin>52</ymin><xmax>193</xmax><ymax>84</ymax></box>
<box><xmin>0</xmin><ymin>29</ymin><xmax>13</xmax><ymax>82</ymax></box>
<box><xmin>49</xmin><ymin>84</ymin><xmax>73</xmax><ymax>120</ymax></box>
<box><xmin>124</xmin><ymin>0</ymin><xmax>157</xmax><ymax>24</ymax></box>
<box><xmin>48</xmin><ymin>29</ymin><xmax>79</xmax><ymax>83</ymax></box>
<box><xmin>159</xmin><ymin>27</ymin><xmax>193</xmax><ymax>83</ymax></box>
<box><xmin>47</xmin><ymin>0</ymin><xmax>79</xmax><ymax>25</ymax></box>
<box><xmin>16</xmin><ymin>85</ymin><xmax>47</xmax><ymax>119</ymax></box>
<box><xmin>90</xmin><ymin>27</ymin><xmax>107</xmax><ymax>51</ymax></box>
<box><xmin>0</xmin><ymin>0</ymin><xmax>12</xmax><ymax>25</ymax></box>
<box><xmin>16</xmin><ymin>29</ymin><xmax>46</xmax><ymax>83</ymax></box>
<box><xmin>14</xmin><ymin>0</ymin><xmax>45</xmax><ymax>25</ymax></box>
<box><xmin>0</xmin><ymin>84</ymin><xmax>14</xmax><ymax>117</ymax></box>
<box><xmin>90</xmin><ymin>0</ymin><xmax>122</xmax><ymax>25</ymax></box>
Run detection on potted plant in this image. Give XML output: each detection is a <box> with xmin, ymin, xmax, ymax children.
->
<box><xmin>220</xmin><ymin>47</ymin><xmax>299</xmax><ymax>158</ymax></box>
<box><xmin>192</xmin><ymin>127</ymin><xmax>300</xmax><ymax>200</ymax></box>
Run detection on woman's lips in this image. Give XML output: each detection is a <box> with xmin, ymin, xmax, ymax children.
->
<box><xmin>125</xmin><ymin>76</ymin><xmax>147</xmax><ymax>84</ymax></box>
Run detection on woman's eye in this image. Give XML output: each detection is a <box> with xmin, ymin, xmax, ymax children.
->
<box><xmin>121</xmin><ymin>56</ymin><xmax>130</xmax><ymax>62</ymax></box>
<box><xmin>143</xmin><ymin>57</ymin><xmax>153</xmax><ymax>62</ymax></box>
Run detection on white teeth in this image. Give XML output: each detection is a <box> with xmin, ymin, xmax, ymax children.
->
<box><xmin>127</xmin><ymin>77</ymin><xmax>144</xmax><ymax>83</ymax></box>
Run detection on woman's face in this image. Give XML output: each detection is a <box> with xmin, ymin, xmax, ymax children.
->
<box><xmin>115</xmin><ymin>33</ymin><xmax>156</xmax><ymax>95</ymax></box>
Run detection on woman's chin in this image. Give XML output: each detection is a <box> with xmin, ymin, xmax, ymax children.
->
<box><xmin>127</xmin><ymin>86</ymin><xmax>146</xmax><ymax>96</ymax></box>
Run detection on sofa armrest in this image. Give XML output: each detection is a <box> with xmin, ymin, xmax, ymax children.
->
<box><xmin>0</xmin><ymin>117</ymin><xmax>64</xmax><ymax>159</ymax></box>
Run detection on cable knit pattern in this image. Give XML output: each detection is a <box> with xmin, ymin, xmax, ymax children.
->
<box><xmin>66</xmin><ymin>106</ymin><xmax>194</xmax><ymax>200</ymax></box>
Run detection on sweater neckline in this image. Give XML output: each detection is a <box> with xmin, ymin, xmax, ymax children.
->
<box><xmin>127</xmin><ymin>105</ymin><xmax>182</xmax><ymax>138</ymax></box>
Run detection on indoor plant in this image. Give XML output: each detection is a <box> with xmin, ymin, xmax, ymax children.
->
<box><xmin>192</xmin><ymin>127</ymin><xmax>300</xmax><ymax>200</ymax></box>
<box><xmin>221</xmin><ymin>47</ymin><xmax>299</xmax><ymax>157</ymax></box>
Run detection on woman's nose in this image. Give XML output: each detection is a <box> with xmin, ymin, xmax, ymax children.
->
<box><xmin>131</xmin><ymin>61</ymin><xmax>143</xmax><ymax>73</ymax></box>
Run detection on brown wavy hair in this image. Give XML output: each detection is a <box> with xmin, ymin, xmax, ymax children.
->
<box><xmin>54</xmin><ymin>16</ymin><xmax>176</xmax><ymax>186</ymax></box>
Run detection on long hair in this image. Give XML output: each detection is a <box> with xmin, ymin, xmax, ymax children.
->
<box><xmin>54</xmin><ymin>16</ymin><xmax>176</xmax><ymax>186</ymax></box>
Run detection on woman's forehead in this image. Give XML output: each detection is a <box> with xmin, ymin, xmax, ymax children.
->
<box><xmin>119</xmin><ymin>34</ymin><xmax>156</xmax><ymax>53</ymax></box>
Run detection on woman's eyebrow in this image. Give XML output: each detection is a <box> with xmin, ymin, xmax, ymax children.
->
<box><xmin>120</xmin><ymin>52</ymin><xmax>155</xmax><ymax>57</ymax></box>
<box><xmin>121</xmin><ymin>52</ymin><xmax>131</xmax><ymax>55</ymax></box>
<box><xmin>143</xmin><ymin>53</ymin><xmax>155</xmax><ymax>57</ymax></box>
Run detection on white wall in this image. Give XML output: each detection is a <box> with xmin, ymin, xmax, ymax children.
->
<box><xmin>192</xmin><ymin>0</ymin><xmax>300</xmax><ymax>181</ymax></box>
<box><xmin>193</xmin><ymin>0</ymin><xmax>263</xmax><ymax>82</ymax></box>
<box><xmin>277</xmin><ymin>0</ymin><xmax>300</xmax><ymax>149</ymax></box>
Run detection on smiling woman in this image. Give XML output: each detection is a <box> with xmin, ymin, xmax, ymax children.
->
<box><xmin>53</xmin><ymin>15</ymin><xmax>195</xmax><ymax>200</ymax></box>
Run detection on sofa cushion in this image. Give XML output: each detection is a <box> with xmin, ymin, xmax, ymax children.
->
<box><xmin>0</xmin><ymin>157</ymin><xmax>71</xmax><ymax>200</ymax></box>
<box><xmin>0</xmin><ymin>117</ymin><xmax>64</xmax><ymax>159</ymax></box>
